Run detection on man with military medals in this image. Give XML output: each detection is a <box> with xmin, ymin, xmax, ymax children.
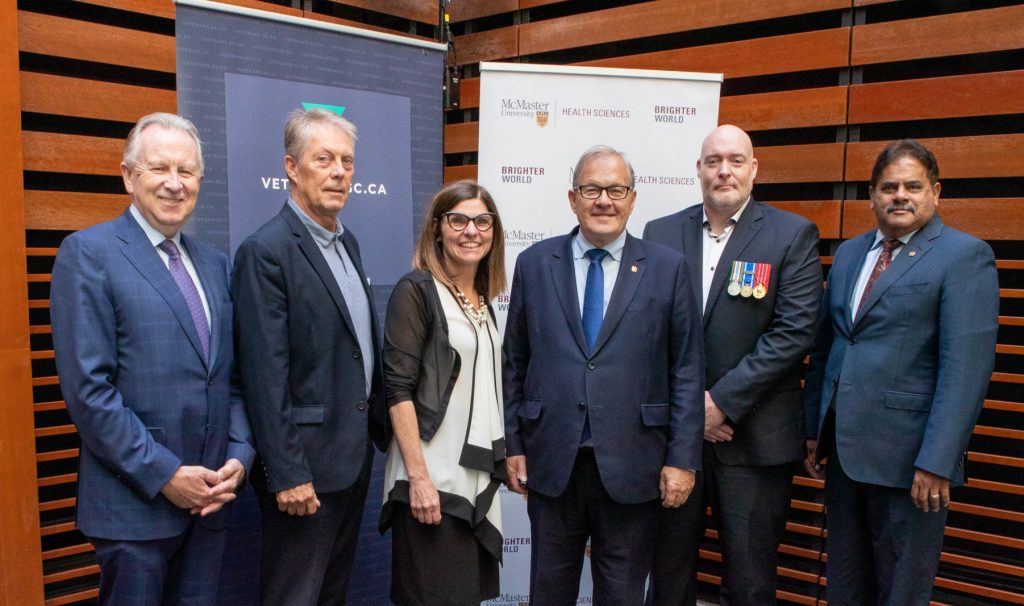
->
<box><xmin>644</xmin><ymin>125</ymin><xmax>823</xmax><ymax>605</ymax></box>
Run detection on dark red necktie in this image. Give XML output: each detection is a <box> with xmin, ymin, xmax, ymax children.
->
<box><xmin>857</xmin><ymin>238</ymin><xmax>901</xmax><ymax>313</ymax></box>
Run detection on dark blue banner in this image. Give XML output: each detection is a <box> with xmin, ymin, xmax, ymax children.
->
<box><xmin>175</xmin><ymin>2</ymin><xmax>445</xmax><ymax>603</ymax></box>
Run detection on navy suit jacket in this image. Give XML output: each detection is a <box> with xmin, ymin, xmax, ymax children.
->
<box><xmin>503</xmin><ymin>229</ymin><xmax>705</xmax><ymax>504</ymax></box>
<box><xmin>232</xmin><ymin>203</ymin><xmax>387</xmax><ymax>495</ymax></box>
<box><xmin>644</xmin><ymin>200</ymin><xmax>822</xmax><ymax>465</ymax></box>
<box><xmin>803</xmin><ymin>215</ymin><xmax>998</xmax><ymax>488</ymax></box>
<box><xmin>50</xmin><ymin>209</ymin><xmax>255</xmax><ymax>541</ymax></box>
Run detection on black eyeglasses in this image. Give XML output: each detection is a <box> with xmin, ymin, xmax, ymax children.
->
<box><xmin>443</xmin><ymin>212</ymin><xmax>496</xmax><ymax>232</ymax></box>
<box><xmin>575</xmin><ymin>184</ymin><xmax>632</xmax><ymax>200</ymax></box>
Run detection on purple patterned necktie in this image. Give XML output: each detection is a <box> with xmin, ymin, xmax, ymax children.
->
<box><xmin>158</xmin><ymin>239</ymin><xmax>210</xmax><ymax>362</ymax></box>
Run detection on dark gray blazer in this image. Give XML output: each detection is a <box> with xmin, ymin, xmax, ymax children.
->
<box><xmin>644</xmin><ymin>199</ymin><xmax>822</xmax><ymax>465</ymax></box>
<box><xmin>232</xmin><ymin>203</ymin><xmax>387</xmax><ymax>494</ymax></box>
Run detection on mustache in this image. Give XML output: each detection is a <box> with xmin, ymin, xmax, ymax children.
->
<box><xmin>885</xmin><ymin>203</ymin><xmax>916</xmax><ymax>214</ymax></box>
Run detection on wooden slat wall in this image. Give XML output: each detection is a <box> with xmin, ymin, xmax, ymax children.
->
<box><xmin>7</xmin><ymin>1</ymin><xmax>1023</xmax><ymax>604</ymax></box>
<box><xmin>11</xmin><ymin>2</ymin><xmax>439</xmax><ymax>603</ymax></box>
<box><xmin>442</xmin><ymin>2</ymin><xmax>1024</xmax><ymax>605</ymax></box>
<box><xmin>1</xmin><ymin>0</ymin><xmax>45</xmax><ymax>604</ymax></box>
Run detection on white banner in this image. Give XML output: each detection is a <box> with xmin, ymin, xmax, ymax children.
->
<box><xmin>478</xmin><ymin>62</ymin><xmax>721</xmax><ymax>605</ymax></box>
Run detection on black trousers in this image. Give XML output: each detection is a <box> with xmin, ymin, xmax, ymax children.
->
<box><xmin>255</xmin><ymin>462</ymin><xmax>371</xmax><ymax>606</ymax></box>
<box><xmin>647</xmin><ymin>443</ymin><xmax>793</xmax><ymax>606</ymax></box>
<box><xmin>527</xmin><ymin>447</ymin><xmax>660</xmax><ymax>606</ymax></box>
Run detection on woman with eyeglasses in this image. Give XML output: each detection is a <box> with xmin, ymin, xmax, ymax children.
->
<box><xmin>380</xmin><ymin>180</ymin><xmax>507</xmax><ymax>605</ymax></box>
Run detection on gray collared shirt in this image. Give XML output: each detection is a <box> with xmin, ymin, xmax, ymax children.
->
<box><xmin>287</xmin><ymin>199</ymin><xmax>374</xmax><ymax>395</ymax></box>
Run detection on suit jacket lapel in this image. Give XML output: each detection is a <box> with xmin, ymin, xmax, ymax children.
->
<box><xmin>854</xmin><ymin>218</ymin><xmax>942</xmax><ymax>326</ymax></box>
<box><xmin>837</xmin><ymin>231</ymin><xmax>873</xmax><ymax>333</ymax></box>
<box><xmin>115</xmin><ymin>211</ymin><xmax>209</xmax><ymax>369</ymax></box>
<box><xmin>281</xmin><ymin>206</ymin><xmax>361</xmax><ymax>341</ymax></box>
<box><xmin>182</xmin><ymin>234</ymin><xmax>221</xmax><ymax>371</ymax></box>
<box><xmin>678</xmin><ymin>208</ymin><xmax>703</xmax><ymax>309</ymax></box>
<box><xmin>547</xmin><ymin>235</ymin><xmax>588</xmax><ymax>355</ymax></box>
<box><xmin>593</xmin><ymin>234</ymin><xmax>645</xmax><ymax>354</ymax></box>
<box><xmin>703</xmin><ymin>200</ymin><xmax>763</xmax><ymax>324</ymax></box>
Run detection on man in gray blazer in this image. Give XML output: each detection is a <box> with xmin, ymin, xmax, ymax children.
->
<box><xmin>644</xmin><ymin>125</ymin><xmax>822</xmax><ymax>605</ymax></box>
<box><xmin>803</xmin><ymin>139</ymin><xmax>998</xmax><ymax>605</ymax></box>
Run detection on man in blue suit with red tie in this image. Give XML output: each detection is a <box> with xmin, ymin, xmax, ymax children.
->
<box><xmin>51</xmin><ymin>113</ymin><xmax>255</xmax><ymax>605</ymax></box>
<box><xmin>503</xmin><ymin>145</ymin><xmax>705</xmax><ymax>606</ymax></box>
<box><xmin>803</xmin><ymin>139</ymin><xmax>999</xmax><ymax>605</ymax></box>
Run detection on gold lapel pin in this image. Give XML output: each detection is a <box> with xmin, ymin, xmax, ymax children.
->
<box><xmin>908</xmin><ymin>251</ymin><xmax>916</xmax><ymax>257</ymax></box>
<box><xmin>631</xmin><ymin>265</ymin><xmax>638</xmax><ymax>272</ymax></box>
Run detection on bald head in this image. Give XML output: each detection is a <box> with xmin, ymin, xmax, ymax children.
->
<box><xmin>697</xmin><ymin>124</ymin><xmax>758</xmax><ymax>220</ymax></box>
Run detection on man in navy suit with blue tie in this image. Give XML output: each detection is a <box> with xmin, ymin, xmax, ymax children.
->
<box><xmin>803</xmin><ymin>140</ymin><xmax>999</xmax><ymax>605</ymax></box>
<box><xmin>50</xmin><ymin>113</ymin><xmax>255</xmax><ymax>605</ymax></box>
<box><xmin>503</xmin><ymin>145</ymin><xmax>705</xmax><ymax>605</ymax></box>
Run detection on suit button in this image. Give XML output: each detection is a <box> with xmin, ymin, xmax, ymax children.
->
<box><xmin>208</xmin><ymin>377</ymin><xmax>214</xmax><ymax>386</ymax></box>
<box><xmin>577</xmin><ymin>402</ymin><xmax>586</xmax><ymax>410</ymax></box>
<box><xmin>357</xmin><ymin>403</ymin><xmax>367</xmax><ymax>411</ymax></box>
<box><xmin>848</xmin><ymin>338</ymin><xmax>856</xmax><ymax>345</ymax></box>
<box><xmin>587</xmin><ymin>361</ymin><xmax>596</xmax><ymax>370</ymax></box>
<box><xmin>353</xmin><ymin>350</ymin><xmax>362</xmax><ymax>360</ymax></box>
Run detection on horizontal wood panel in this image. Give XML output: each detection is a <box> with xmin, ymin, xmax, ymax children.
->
<box><xmin>327</xmin><ymin>0</ymin><xmax>437</xmax><ymax>24</ymax></box>
<box><xmin>845</xmin><ymin>134</ymin><xmax>1024</xmax><ymax>181</ymax></box>
<box><xmin>23</xmin><ymin>132</ymin><xmax>122</xmax><ymax>176</ymax></box>
<box><xmin>73</xmin><ymin>0</ymin><xmax>175</xmax><ymax>18</ymax></box>
<box><xmin>460</xmin><ymin>77</ymin><xmax>481</xmax><ymax>109</ymax></box>
<box><xmin>842</xmin><ymin>198</ymin><xmax>1024</xmax><ymax>240</ymax></box>
<box><xmin>852</xmin><ymin>6</ymin><xmax>1024</xmax><ymax>66</ymax></box>
<box><xmin>443</xmin><ymin>121</ymin><xmax>479</xmax><ymax>154</ymax></box>
<box><xmin>444</xmin><ymin>164</ymin><xmax>477</xmax><ymax>184</ymax></box>
<box><xmin>24</xmin><ymin>191</ymin><xmax>126</xmax><ymax>231</ymax></box>
<box><xmin>848</xmin><ymin>70</ymin><xmax>1024</xmax><ymax>124</ymax></box>
<box><xmin>765</xmin><ymin>201</ymin><xmax>842</xmax><ymax>239</ymax></box>
<box><xmin>518</xmin><ymin>0</ymin><xmax>849</xmax><ymax>56</ymax></box>
<box><xmin>448</xmin><ymin>0</ymin><xmax>517</xmax><ymax>22</ymax></box>
<box><xmin>756</xmin><ymin>143</ymin><xmax>845</xmax><ymax>184</ymax></box>
<box><xmin>933</xmin><ymin>577</ymin><xmax>1024</xmax><ymax>605</ymax></box>
<box><xmin>21</xmin><ymin>72</ymin><xmax>175</xmax><ymax>123</ymax></box>
<box><xmin>452</xmin><ymin>26</ymin><xmax>518</xmax><ymax>65</ymax></box>
<box><xmin>46</xmin><ymin>588</ymin><xmax>99</xmax><ymax>606</ymax></box>
<box><xmin>720</xmin><ymin>86</ymin><xmax>848</xmax><ymax>131</ymax></box>
<box><xmin>578</xmin><ymin>28</ymin><xmax>850</xmax><ymax>79</ymax></box>
<box><xmin>18</xmin><ymin>11</ymin><xmax>174</xmax><ymax>72</ymax></box>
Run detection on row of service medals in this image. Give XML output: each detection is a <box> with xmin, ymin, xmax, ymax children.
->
<box><xmin>727</xmin><ymin>261</ymin><xmax>771</xmax><ymax>299</ymax></box>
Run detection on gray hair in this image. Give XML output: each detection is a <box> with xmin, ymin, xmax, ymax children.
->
<box><xmin>123</xmin><ymin>112</ymin><xmax>205</xmax><ymax>175</ymax></box>
<box><xmin>284</xmin><ymin>108</ymin><xmax>358</xmax><ymax>160</ymax></box>
<box><xmin>571</xmin><ymin>145</ymin><xmax>636</xmax><ymax>189</ymax></box>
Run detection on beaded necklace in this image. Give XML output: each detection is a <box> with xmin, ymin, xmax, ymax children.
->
<box><xmin>453</xmin><ymin>286</ymin><xmax>488</xmax><ymax>326</ymax></box>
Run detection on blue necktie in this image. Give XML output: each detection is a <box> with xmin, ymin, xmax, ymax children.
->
<box><xmin>582</xmin><ymin>248</ymin><xmax>609</xmax><ymax>351</ymax></box>
<box><xmin>158</xmin><ymin>240</ymin><xmax>210</xmax><ymax>363</ymax></box>
<box><xmin>581</xmin><ymin>248</ymin><xmax>608</xmax><ymax>443</ymax></box>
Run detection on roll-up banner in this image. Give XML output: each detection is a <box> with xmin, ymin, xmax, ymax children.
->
<box><xmin>175</xmin><ymin>2</ymin><xmax>445</xmax><ymax>602</ymax></box>
<box><xmin>478</xmin><ymin>62</ymin><xmax>721</xmax><ymax>605</ymax></box>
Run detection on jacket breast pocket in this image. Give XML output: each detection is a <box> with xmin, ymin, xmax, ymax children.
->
<box><xmin>518</xmin><ymin>398</ymin><xmax>543</xmax><ymax>420</ymax></box>
<box><xmin>292</xmin><ymin>406</ymin><xmax>325</xmax><ymax>424</ymax></box>
<box><xmin>641</xmin><ymin>403</ymin><xmax>670</xmax><ymax>427</ymax></box>
<box><xmin>883</xmin><ymin>390</ymin><xmax>933</xmax><ymax>412</ymax></box>
<box><xmin>888</xmin><ymin>282</ymin><xmax>931</xmax><ymax>297</ymax></box>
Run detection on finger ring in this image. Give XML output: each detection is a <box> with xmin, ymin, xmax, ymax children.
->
<box><xmin>930</xmin><ymin>494</ymin><xmax>940</xmax><ymax>499</ymax></box>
